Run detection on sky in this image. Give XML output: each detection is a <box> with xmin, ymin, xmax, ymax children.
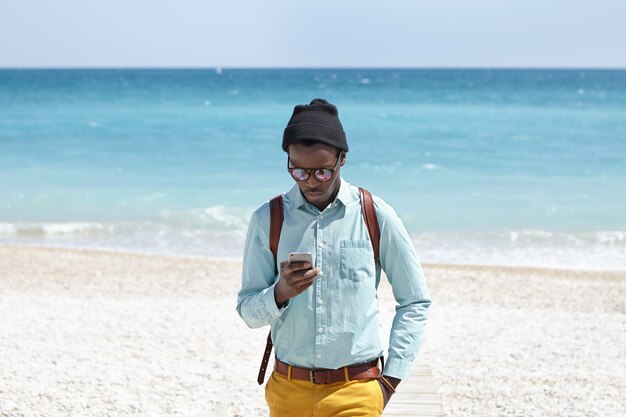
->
<box><xmin>1</xmin><ymin>0</ymin><xmax>625</xmax><ymax>68</ymax></box>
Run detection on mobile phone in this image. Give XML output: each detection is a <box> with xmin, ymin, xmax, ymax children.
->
<box><xmin>288</xmin><ymin>252</ymin><xmax>313</xmax><ymax>265</ymax></box>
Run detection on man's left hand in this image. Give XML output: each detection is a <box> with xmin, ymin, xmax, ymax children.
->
<box><xmin>377</xmin><ymin>376</ymin><xmax>401</xmax><ymax>409</ymax></box>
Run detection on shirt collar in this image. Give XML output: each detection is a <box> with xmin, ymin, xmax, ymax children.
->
<box><xmin>287</xmin><ymin>177</ymin><xmax>358</xmax><ymax>212</ymax></box>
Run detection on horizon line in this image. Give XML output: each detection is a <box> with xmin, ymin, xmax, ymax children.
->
<box><xmin>1</xmin><ymin>65</ymin><xmax>626</xmax><ymax>71</ymax></box>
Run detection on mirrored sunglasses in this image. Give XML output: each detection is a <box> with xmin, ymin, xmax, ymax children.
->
<box><xmin>289</xmin><ymin>167</ymin><xmax>334</xmax><ymax>182</ymax></box>
<box><xmin>287</xmin><ymin>152</ymin><xmax>341</xmax><ymax>182</ymax></box>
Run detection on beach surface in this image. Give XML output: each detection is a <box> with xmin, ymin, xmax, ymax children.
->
<box><xmin>0</xmin><ymin>246</ymin><xmax>624</xmax><ymax>417</ymax></box>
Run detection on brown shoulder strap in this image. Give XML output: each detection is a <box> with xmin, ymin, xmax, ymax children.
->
<box><xmin>258</xmin><ymin>331</ymin><xmax>273</xmax><ymax>385</ymax></box>
<box><xmin>258</xmin><ymin>195</ymin><xmax>283</xmax><ymax>385</ymax></box>
<box><xmin>359</xmin><ymin>187</ymin><xmax>380</xmax><ymax>262</ymax></box>
<box><xmin>269</xmin><ymin>195</ymin><xmax>284</xmax><ymax>275</ymax></box>
<box><xmin>359</xmin><ymin>187</ymin><xmax>384</xmax><ymax>370</ymax></box>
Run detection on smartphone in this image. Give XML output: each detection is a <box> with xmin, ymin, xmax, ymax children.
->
<box><xmin>288</xmin><ymin>252</ymin><xmax>313</xmax><ymax>265</ymax></box>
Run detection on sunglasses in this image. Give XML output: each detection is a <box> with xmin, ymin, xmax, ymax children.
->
<box><xmin>288</xmin><ymin>152</ymin><xmax>342</xmax><ymax>182</ymax></box>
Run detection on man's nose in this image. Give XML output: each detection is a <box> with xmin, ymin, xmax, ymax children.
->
<box><xmin>305</xmin><ymin>174</ymin><xmax>321</xmax><ymax>188</ymax></box>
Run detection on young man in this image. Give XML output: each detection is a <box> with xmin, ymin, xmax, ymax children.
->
<box><xmin>236</xmin><ymin>98</ymin><xmax>431</xmax><ymax>417</ymax></box>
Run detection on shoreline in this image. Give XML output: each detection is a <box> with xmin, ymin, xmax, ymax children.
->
<box><xmin>2</xmin><ymin>243</ymin><xmax>624</xmax><ymax>276</ymax></box>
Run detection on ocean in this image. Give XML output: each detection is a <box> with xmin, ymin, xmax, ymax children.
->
<box><xmin>1</xmin><ymin>68</ymin><xmax>625</xmax><ymax>269</ymax></box>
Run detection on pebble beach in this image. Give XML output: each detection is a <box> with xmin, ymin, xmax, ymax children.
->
<box><xmin>0</xmin><ymin>246</ymin><xmax>624</xmax><ymax>417</ymax></box>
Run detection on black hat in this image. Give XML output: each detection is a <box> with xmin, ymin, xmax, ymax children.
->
<box><xmin>282</xmin><ymin>98</ymin><xmax>349</xmax><ymax>152</ymax></box>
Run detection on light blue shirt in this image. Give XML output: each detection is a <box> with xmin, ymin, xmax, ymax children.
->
<box><xmin>236</xmin><ymin>177</ymin><xmax>431</xmax><ymax>379</ymax></box>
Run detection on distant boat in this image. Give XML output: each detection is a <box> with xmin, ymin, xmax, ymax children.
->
<box><xmin>215</xmin><ymin>67</ymin><xmax>223</xmax><ymax>75</ymax></box>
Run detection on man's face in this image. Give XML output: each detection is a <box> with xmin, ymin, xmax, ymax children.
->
<box><xmin>288</xmin><ymin>142</ymin><xmax>346</xmax><ymax>211</ymax></box>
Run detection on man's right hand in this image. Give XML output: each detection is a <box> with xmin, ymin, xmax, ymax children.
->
<box><xmin>274</xmin><ymin>260</ymin><xmax>319</xmax><ymax>308</ymax></box>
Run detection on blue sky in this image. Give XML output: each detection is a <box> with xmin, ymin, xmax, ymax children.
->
<box><xmin>1</xmin><ymin>0</ymin><xmax>625</xmax><ymax>68</ymax></box>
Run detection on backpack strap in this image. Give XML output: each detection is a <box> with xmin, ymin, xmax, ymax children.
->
<box><xmin>358</xmin><ymin>187</ymin><xmax>380</xmax><ymax>262</ymax></box>
<box><xmin>258</xmin><ymin>195</ymin><xmax>284</xmax><ymax>385</ymax></box>
<box><xmin>269</xmin><ymin>195</ymin><xmax>284</xmax><ymax>275</ymax></box>
<box><xmin>257</xmin><ymin>331</ymin><xmax>274</xmax><ymax>385</ymax></box>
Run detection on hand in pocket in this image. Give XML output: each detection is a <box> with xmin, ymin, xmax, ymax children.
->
<box><xmin>377</xmin><ymin>379</ymin><xmax>392</xmax><ymax>409</ymax></box>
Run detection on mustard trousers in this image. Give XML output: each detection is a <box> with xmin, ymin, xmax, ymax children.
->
<box><xmin>264</xmin><ymin>370</ymin><xmax>384</xmax><ymax>417</ymax></box>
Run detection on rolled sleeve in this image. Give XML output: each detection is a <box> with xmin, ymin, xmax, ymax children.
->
<box><xmin>383</xmin><ymin>356</ymin><xmax>415</xmax><ymax>380</ymax></box>
<box><xmin>261</xmin><ymin>281</ymin><xmax>291</xmax><ymax>317</ymax></box>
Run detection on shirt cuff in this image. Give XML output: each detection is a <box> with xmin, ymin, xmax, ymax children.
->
<box><xmin>383</xmin><ymin>356</ymin><xmax>414</xmax><ymax>380</ymax></box>
<box><xmin>262</xmin><ymin>282</ymin><xmax>291</xmax><ymax>318</ymax></box>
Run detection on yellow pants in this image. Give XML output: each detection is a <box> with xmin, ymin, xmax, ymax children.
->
<box><xmin>264</xmin><ymin>369</ymin><xmax>384</xmax><ymax>417</ymax></box>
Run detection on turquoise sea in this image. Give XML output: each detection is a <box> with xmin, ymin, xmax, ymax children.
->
<box><xmin>1</xmin><ymin>69</ymin><xmax>625</xmax><ymax>269</ymax></box>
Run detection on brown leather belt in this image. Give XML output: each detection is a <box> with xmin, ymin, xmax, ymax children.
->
<box><xmin>274</xmin><ymin>358</ymin><xmax>380</xmax><ymax>384</ymax></box>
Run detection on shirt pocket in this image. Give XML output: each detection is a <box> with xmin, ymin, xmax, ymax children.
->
<box><xmin>339</xmin><ymin>240</ymin><xmax>375</xmax><ymax>282</ymax></box>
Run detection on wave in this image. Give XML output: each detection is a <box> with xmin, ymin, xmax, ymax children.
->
<box><xmin>0</xmin><ymin>205</ymin><xmax>253</xmax><ymax>258</ymax></box>
<box><xmin>412</xmin><ymin>230</ymin><xmax>626</xmax><ymax>271</ymax></box>
<box><xmin>158</xmin><ymin>205</ymin><xmax>251</xmax><ymax>231</ymax></box>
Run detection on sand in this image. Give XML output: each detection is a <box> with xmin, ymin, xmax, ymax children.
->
<box><xmin>0</xmin><ymin>246</ymin><xmax>624</xmax><ymax>417</ymax></box>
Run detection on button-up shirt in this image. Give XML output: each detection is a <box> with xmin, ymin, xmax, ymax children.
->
<box><xmin>236</xmin><ymin>177</ymin><xmax>431</xmax><ymax>379</ymax></box>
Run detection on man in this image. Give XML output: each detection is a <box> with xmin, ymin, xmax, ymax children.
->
<box><xmin>236</xmin><ymin>98</ymin><xmax>431</xmax><ymax>417</ymax></box>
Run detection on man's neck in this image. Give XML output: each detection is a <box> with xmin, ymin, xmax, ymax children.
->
<box><xmin>309</xmin><ymin>179</ymin><xmax>341</xmax><ymax>212</ymax></box>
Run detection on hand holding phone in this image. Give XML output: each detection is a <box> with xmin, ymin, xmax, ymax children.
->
<box><xmin>288</xmin><ymin>252</ymin><xmax>313</xmax><ymax>265</ymax></box>
<box><xmin>275</xmin><ymin>252</ymin><xmax>318</xmax><ymax>308</ymax></box>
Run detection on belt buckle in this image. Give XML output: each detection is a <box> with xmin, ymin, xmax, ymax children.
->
<box><xmin>309</xmin><ymin>369</ymin><xmax>328</xmax><ymax>384</ymax></box>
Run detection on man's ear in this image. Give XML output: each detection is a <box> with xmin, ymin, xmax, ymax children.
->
<box><xmin>340</xmin><ymin>152</ymin><xmax>347</xmax><ymax>166</ymax></box>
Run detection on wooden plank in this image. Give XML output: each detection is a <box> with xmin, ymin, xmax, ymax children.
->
<box><xmin>382</xmin><ymin>359</ymin><xmax>445</xmax><ymax>417</ymax></box>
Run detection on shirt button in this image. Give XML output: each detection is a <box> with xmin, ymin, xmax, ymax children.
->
<box><xmin>318</xmin><ymin>299</ymin><xmax>324</xmax><ymax>304</ymax></box>
<box><xmin>318</xmin><ymin>271</ymin><xmax>324</xmax><ymax>276</ymax></box>
<box><xmin>319</xmin><ymin>242</ymin><xmax>325</xmax><ymax>248</ymax></box>
<box><xmin>318</xmin><ymin>327</ymin><xmax>324</xmax><ymax>333</ymax></box>
<box><xmin>319</xmin><ymin>215</ymin><xmax>324</xmax><ymax>220</ymax></box>
<box><xmin>317</xmin><ymin>354</ymin><xmax>322</xmax><ymax>358</ymax></box>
